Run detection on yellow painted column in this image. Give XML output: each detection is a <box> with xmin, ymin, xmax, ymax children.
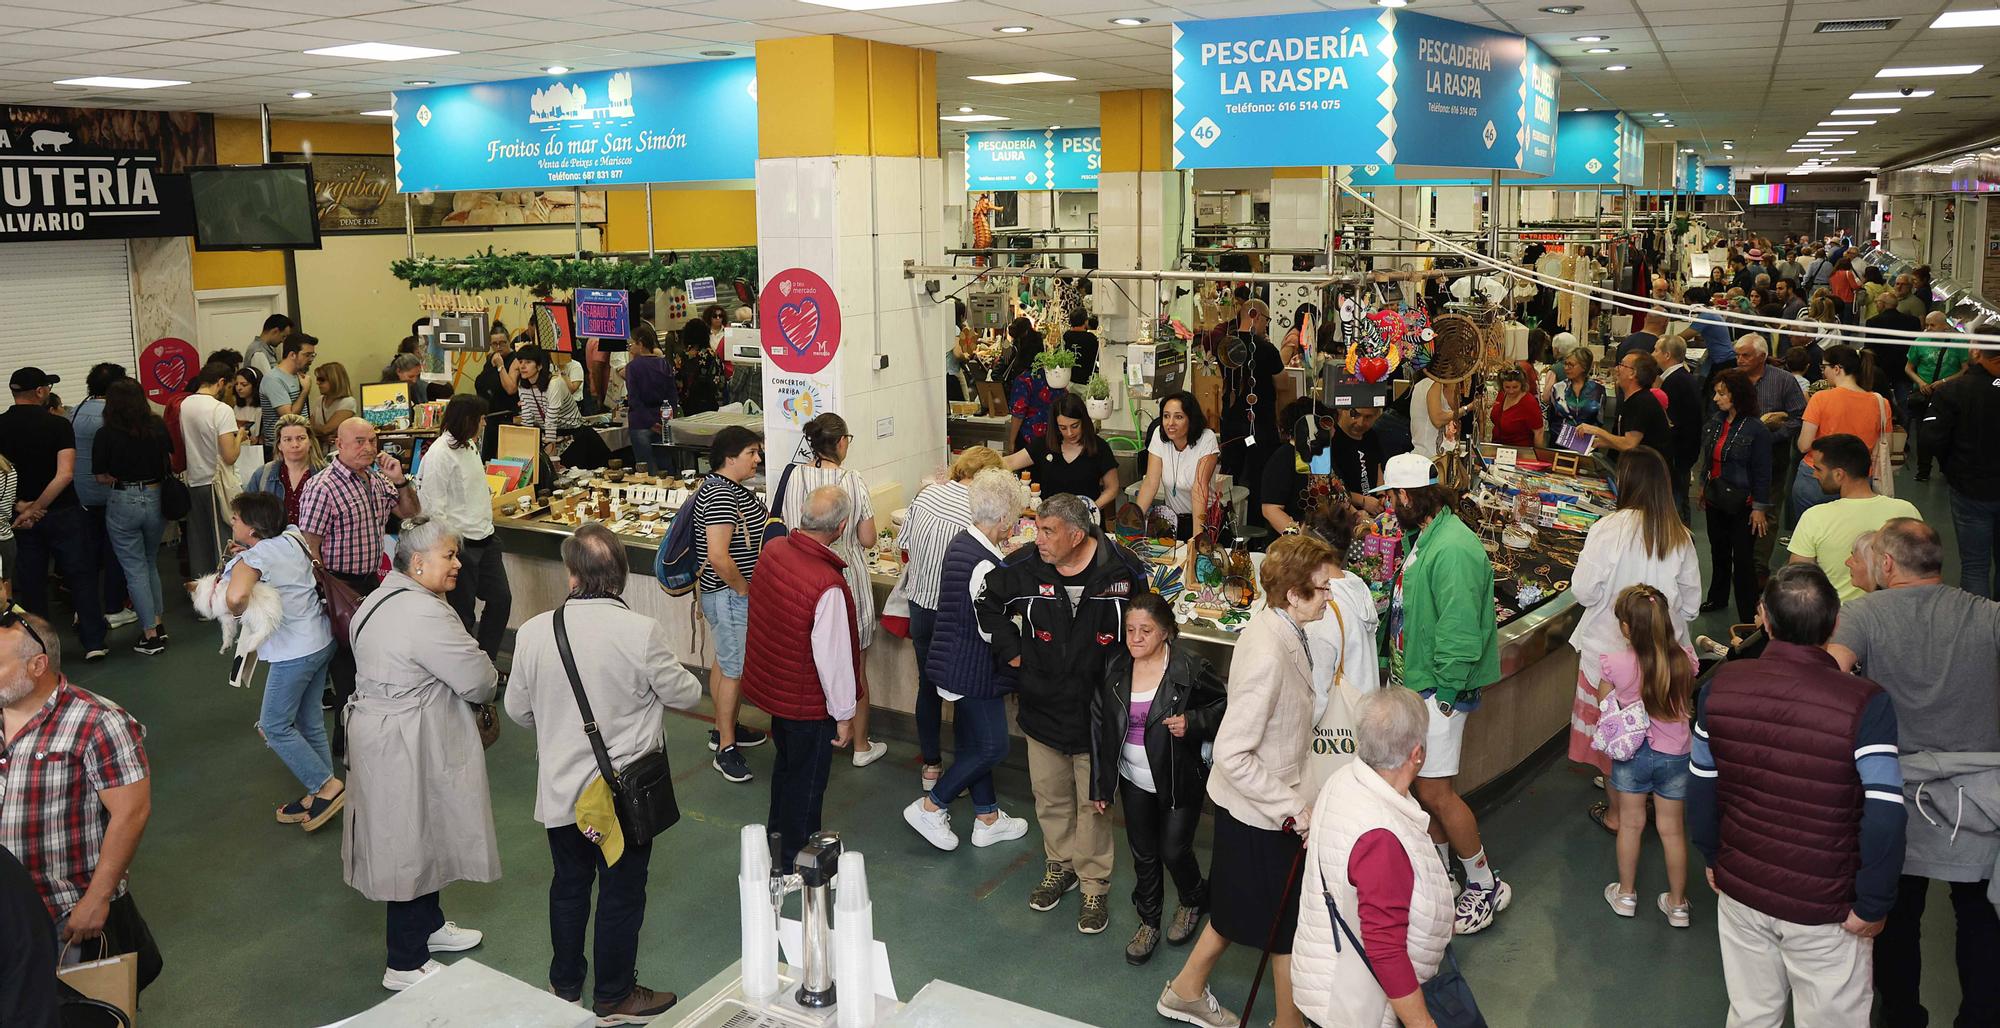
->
<box><xmin>751</xmin><ymin>35</ymin><xmax>946</xmax><ymax>507</ymax></box>
<box><xmin>1096</xmin><ymin>89</ymin><xmax>1187</xmax><ymax>347</ymax></box>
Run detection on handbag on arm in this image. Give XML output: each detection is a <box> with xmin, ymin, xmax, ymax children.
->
<box><xmin>554</xmin><ymin>604</ymin><xmax>681</xmax><ymax>841</ymax></box>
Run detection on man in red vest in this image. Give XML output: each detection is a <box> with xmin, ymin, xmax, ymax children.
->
<box><xmin>739</xmin><ymin>484</ymin><xmax>861</xmax><ymax>865</ymax></box>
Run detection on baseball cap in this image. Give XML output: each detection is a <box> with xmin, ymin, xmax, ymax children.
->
<box><xmin>1370</xmin><ymin>452</ymin><xmax>1440</xmax><ymax>493</ymax></box>
<box><xmin>9</xmin><ymin>367</ymin><xmax>58</xmax><ymax>392</ymax></box>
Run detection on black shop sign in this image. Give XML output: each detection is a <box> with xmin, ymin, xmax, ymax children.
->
<box><xmin>0</xmin><ymin>123</ymin><xmax>194</xmax><ymax>242</ymax></box>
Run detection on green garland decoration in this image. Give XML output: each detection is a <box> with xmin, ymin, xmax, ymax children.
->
<box><xmin>389</xmin><ymin>247</ymin><xmax>758</xmax><ymax>295</ymax></box>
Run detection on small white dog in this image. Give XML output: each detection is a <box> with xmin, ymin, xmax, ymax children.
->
<box><xmin>190</xmin><ymin>571</ymin><xmax>283</xmax><ymax>667</ymax></box>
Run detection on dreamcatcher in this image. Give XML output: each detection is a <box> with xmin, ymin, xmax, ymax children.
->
<box><xmin>1425</xmin><ymin>314</ymin><xmax>1482</xmax><ymax>384</ymax></box>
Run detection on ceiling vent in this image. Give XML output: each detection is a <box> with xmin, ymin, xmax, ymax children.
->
<box><xmin>1812</xmin><ymin>17</ymin><xmax>1899</xmax><ymax>32</ymax></box>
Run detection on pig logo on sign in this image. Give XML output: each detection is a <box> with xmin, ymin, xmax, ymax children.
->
<box><xmin>30</xmin><ymin>129</ymin><xmax>71</xmax><ymax>153</ymax></box>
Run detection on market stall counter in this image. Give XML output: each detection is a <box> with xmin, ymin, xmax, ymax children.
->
<box><xmin>493</xmin><ymin>446</ymin><xmax>1604</xmax><ymax>794</ymax></box>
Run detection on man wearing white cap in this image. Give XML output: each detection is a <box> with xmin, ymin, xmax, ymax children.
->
<box><xmin>1371</xmin><ymin>452</ymin><xmax>1507</xmax><ymax>935</ymax></box>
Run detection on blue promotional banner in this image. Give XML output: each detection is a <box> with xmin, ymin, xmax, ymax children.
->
<box><xmin>393</xmin><ymin>60</ymin><xmax>758</xmax><ymax>192</ymax></box>
<box><xmin>1171</xmin><ymin>10</ymin><xmax>1558</xmax><ymax>175</ymax></box>
<box><xmin>1546</xmin><ymin>110</ymin><xmax>1643</xmax><ymax>186</ymax></box>
<box><xmin>1699</xmin><ymin>163</ymin><xmax>1734</xmax><ymax>196</ymax></box>
<box><xmin>1679</xmin><ymin>153</ymin><xmax>1701</xmax><ymax>191</ymax></box>
<box><xmin>964</xmin><ymin>127</ymin><xmax>1100</xmax><ymax>190</ymax></box>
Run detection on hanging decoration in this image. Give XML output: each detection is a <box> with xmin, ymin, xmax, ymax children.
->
<box><xmin>389</xmin><ymin>248</ymin><xmax>757</xmax><ymax>296</ymax></box>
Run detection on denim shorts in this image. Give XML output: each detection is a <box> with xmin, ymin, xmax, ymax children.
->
<box><xmin>1611</xmin><ymin>741</ymin><xmax>1690</xmax><ymax>801</ymax></box>
<box><xmin>700</xmin><ymin>588</ymin><xmax>750</xmax><ymax>678</ymax></box>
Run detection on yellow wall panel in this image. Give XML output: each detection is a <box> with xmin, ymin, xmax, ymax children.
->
<box><xmin>603</xmin><ymin>189</ymin><xmax>757</xmax><ymax>251</ymax></box>
<box><xmin>865</xmin><ymin>42</ymin><xmax>921</xmax><ymax>157</ymax></box>
<box><xmin>757</xmin><ymin>35</ymin><xmax>937</xmax><ymax>158</ymax></box>
<box><xmin>918</xmin><ymin>49</ymin><xmax>939</xmax><ymax>159</ymax></box>
<box><xmin>757</xmin><ymin>37</ymin><xmax>841</xmax><ymax>158</ymax></box>
<box><xmin>191</xmin><ymin>249</ymin><xmax>286</xmax><ymax>292</ymax></box>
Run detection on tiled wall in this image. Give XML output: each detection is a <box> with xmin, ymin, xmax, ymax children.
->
<box><xmin>1270</xmin><ymin>177</ymin><xmax>1328</xmax><ymax>251</ymax></box>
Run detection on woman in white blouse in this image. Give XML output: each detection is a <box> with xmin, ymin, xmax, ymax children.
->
<box><xmin>1567</xmin><ymin>447</ymin><xmax>1700</xmax><ymax>835</ymax></box>
<box><xmin>1134</xmin><ymin>391</ymin><xmax>1220</xmax><ymax>541</ymax></box>
<box><xmin>416</xmin><ymin>396</ymin><xmax>512</xmax><ymax>662</ymax></box>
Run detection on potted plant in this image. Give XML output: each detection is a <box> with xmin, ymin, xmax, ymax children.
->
<box><xmin>1034</xmin><ymin>346</ymin><xmax>1077</xmax><ymax>390</ymax></box>
<box><xmin>1083</xmin><ymin>372</ymin><xmax>1112</xmax><ymax>420</ymax></box>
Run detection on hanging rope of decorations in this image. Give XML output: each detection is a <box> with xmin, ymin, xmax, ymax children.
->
<box><xmin>389</xmin><ymin>248</ymin><xmax>758</xmax><ymax>295</ymax></box>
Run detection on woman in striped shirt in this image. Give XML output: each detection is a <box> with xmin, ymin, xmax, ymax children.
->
<box><xmin>899</xmin><ymin>446</ymin><xmax>1004</xmax><ymax>789</ymax></box>
<box><xmin>512</xmin><ymin>344</ymin><xmax>609</xmax><ymax>470</ymax></box>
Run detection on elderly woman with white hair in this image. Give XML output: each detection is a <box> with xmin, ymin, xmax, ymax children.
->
<box><xmin>342</xmin><ymin>514</ymin><xmax>502</xmax><ymax>994</ymax></box>
<box><xmin>902</xmin><ymin>468</ymin><xmax>1033</xmax><ymax>852</ymax></box>
<box><xmin>1293</xmin><ymin>687</ymin><xmax>1457</xmax><ymax>1028</ymax></box>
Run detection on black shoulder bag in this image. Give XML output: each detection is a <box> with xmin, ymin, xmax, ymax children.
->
<box><xmin>1322</xmin><ymin>884</ymin><xmax>1486</xmax><ymax>1028</ymax></box>
<box><xmin>553</xmin><ymin>604</ymin><xmax>681</xmax><ymax>841</ymax></box>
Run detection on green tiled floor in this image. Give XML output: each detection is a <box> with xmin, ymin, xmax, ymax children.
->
<box><xmin>59</xmin><ymin>461</ymin><xmax>1968</xmax><ymax>1026</ymax></box>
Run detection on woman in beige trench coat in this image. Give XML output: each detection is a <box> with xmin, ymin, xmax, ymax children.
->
<box><xmin>341</xmin><ymin>515</ymin><xmax>501</xmax><ymax>993</ymax></box>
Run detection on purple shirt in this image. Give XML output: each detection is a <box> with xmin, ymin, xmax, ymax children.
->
<box><xmin>625</xmin><ymin>355</ymin><xmax>677</xmax><ymax>432</ymax></box>
<box><xmin>1125</xmin><ymin>696</ymin><xmax>1152</xmax><ymax>746</ymax></box>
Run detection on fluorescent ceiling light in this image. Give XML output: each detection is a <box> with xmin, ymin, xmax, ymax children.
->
<box><xmin>1540</xmin><ymin>6</ymin><xmax>1582</xmax><ymax>14</ymax></box>
<box><xmin>1573</xmin><ymin>34</ymin><xmax>1608</xmax><ymax>42</ymax></box>
<box><xmin>1110</xmin><ymin>17</ymin><xmax>1150</xmax><ymax>26</ymax></box>
<box><xmin>995</xmin><ymin>25</ymin><xmax>1031</xmax><ymax>33</ymax></box>
<box><xmin>1651</xmin><ymin>112</ymin><xmax>1667</xmax><ymax>117</ymax></box>
<box><xmin>305</xmin><ymin>42</ymin><xmax>458</xmax><ymax>61</ymax></box>
<box><xmin>1601</xmin><ymin>64</ymin><xmax>1628</xmax><ymax>71</ymax></box>
<box><xmin>941</xmin><ymin>114</ymin><xmax>1007</xmax><ymax>122</ymax></box>
<box><xmin>54</xmin><ymin>76</ymin><xmax>187</xmax><ymax>89</ymax></box>
<box><xmin>1822</xmin><ymin>150</ymin><xmax>1857</xmax><ymax>154</ymax></box>
<box><xmin>360</xmin><ymin>109</ymin><xmax>395</xmax><ymax>117</ymax></box>
<box><xmin>1376</xmin><ymin>0</ymin><xmax>1409</xmax><ymax>8</ymax></box>
<box><xmin>798</xmin><ymin>0</ymin><xmax>960</xmax><ymax>8</ymax></box>
<box><xmin>1850</xmin><ymin>89</ymin><xmax>1930</xmax><ymax>98</ymax></box>
<box><xmin>1832</xmin><ymin>107</ymin><xmax>1899</xmax><ymax>114</ymax></box>
<box><xmin>1876</xmin><ymin>64</ymin><xmax>1982</xmax><ymax>76</ymax></box>
<box><xmin>1932</xmin><ymin>9</ymin><xmax>2000</xmax><ymax>28</ymax></box>
<box><xmin>966</xmin><ymin>72</ymin><xmax>1075</xmax><ymax>84</ymax></box>
<box><xmin>1806</xmin><ymin>129</ymin><xmax>1856</xmax><ymax>135</ymax></box>
<box><xmin>1585</xmin><ymin>47</ymin><xmax>1615</xmax><ymax>53</ymax></box>
<box><xmin>405</xmin><ymin>79</ymin><xmax>433</xmax><ymax>86</ymax></box>
<box><xmin>1571</xmin><ymin>106</ymin><xmax>1590</xmax><ymax>112</ymax></box>
<box><xmin>1818</xmin><ymin>120</ymin><xmax>1876</xmax><ymax>125</ymax></box>
<box><xmin>544</xmin><ymin>65</ymin><xmax>569</xmax><ymax>74</ymax></box>
<box><xmin>957</xmin><ymin>105</ymin><xmax>973</xmax><ymax>113</ymax></box>
<box><xmin>290</xmin><ymin>90</ymin><xmax>314</xmax><ymax>98</ymax></box>
<box><xmin>1723</xmin><ymin>144</ymin><xmax>1734</xmax><ymax>150</ymax></box>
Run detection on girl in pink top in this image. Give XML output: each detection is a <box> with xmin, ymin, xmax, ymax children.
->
<box><xmin>1598</xmin><ymin>584</ymin><xmax>1698</xmax><ymax>927</ymax></box>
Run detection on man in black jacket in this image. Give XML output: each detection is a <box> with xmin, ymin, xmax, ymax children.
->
<box><xmin>976</xmin><ymin>492</ymin><xmax>1145</xmax><ymax>935</ymax></box>
<box><xmin>1656</xmin><ymin>334</ymin><xmax>1705</xmax><ymax>522</ymax></box>
<box><xmin>1918</xmin><ymin>337</ymin><xmax>2000</xmax><ymax>599</ymax></box>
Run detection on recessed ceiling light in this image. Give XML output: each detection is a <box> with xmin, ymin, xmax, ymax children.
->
<box><xmin>1850</xmin><ymin>89</ymin><xmax>1930</xmax><ymax>99</ymax></box>
<box><xmin>700</xmin><ymin>50</ymin><xmax>736</xmax><ymax>57</ymax></box>
<box><xmin>1571</xmin><ymin>106</ymin><xmax>1590</xmax><ymax>112</ymax></box>
<box><xmin>798</xmin><ymin>0</ymin><xmax>964</xmax><ymax>9</ymax></box>
<box><xmin>1876</xmin><ymin>64</ymin><xmax>1983</xmax><ymax>76</ymax></box>
<box><xmin>1376</xmin><ymin>0</ymin><xmax>1409</xmax><ymax>7</ymax></box>
<box><xmin>957</xmin><ymin>105</ymin><xmax>973</xmax><ymax>113</ymax></box>
<box><xmin>940</xmin><ymin>114</ymin><xmax>1008</xmax><ymax>122</ymax></box>
<box><xmin>1723</xmin><ymin>143</ymin><xmax>1734</xmax><ymax>150</ymax></box>
<box><xmin>1573</xmin><ymin>34</ymin><xmax>1608</xmax><ymax>42</ymax></box>
<box><xmin>1931</xmin><ymin>10</ymin><xmax>2000</xmax><ymax>28</ymax></box>
<box><xmin>304</xmin><ymin>42</ymin><xmax>457</xmax><ymax>61</ymax></box>
<box><xmin>1110</xmin><ymin>17</ymin><xmax>1150</xmax><ymax>26</ymax></box>
<box><xmin>1651</xmin><ymin>111</ymin><xmax>1666</xmax><ymax>116</ymax></box>
<box><xmin>1602</xmin><ymin>64</ymin><xmax>1627</xmax><ymax>71</ymax></box>
<box><xmin>360</xmin><ymin>109</ymin><xmax>395</xmax><ymax>117</ymax></box>
<box><xmin>996</xmin><ymin>25</ymin><xmax>1031</xmax><ymax>33</ymax></box>
<box><xmin>1818</xmin><ymin>120</ymin><xmax>1876</xmax><ymax>126</ymax></box>
<box><xmin>405</xmin><ymin>79</ymin><xmax>433</xmax><ymax>86</ymax></box>
<box><xmin>54</xmin><ymin>76</ymin><xmax>188</xmax><ymax>89</ymax></box>
<box><xmin>1832</xmin><ymin>107</ymin><xmax>1899</xmax><ymax>115</ymax></box>
<box><xmin>290</xmin><ymin>90</ymin><xmax>314</xmax><ymax>99</ymax></box>
<box><xmin>1585</xmin><ymin>47</ymin><xmax>1615</xmax><ymax>53</ymax></box>
<box><xmin>1049</xmin><ymin>124</ymin><xmax>1062</xmax><ymax>129</ymax></box>
<box><xmin>1541</xmin><ymin>5</ymin><xmax>1582</xmax><ymax>13</ymax></box>
<box><xmin>1680</xmin><ymin>148</ymin><xmax>1694</xmax><ymax>153</ymax></box>
<box><xmin>966</xmin><ymin>72</ymin><xmax>1075</xmax><ymax>84</ymax></box>
<box><xmin>544</xmin><ymin>65</ymin><xmax>569</xmax><ymax>74</ymax></box>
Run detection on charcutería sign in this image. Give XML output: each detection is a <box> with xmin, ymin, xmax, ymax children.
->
<box><xmin>0</xmin><ymin>117</ymin><xmax>197</xmax><ymax>242</ymax></box>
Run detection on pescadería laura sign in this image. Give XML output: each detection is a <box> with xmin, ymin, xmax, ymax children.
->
<box><xmin>393</xmin><ymin>61</ymin><xmax>759</xmax><ymax>193</ymax></box>
<box><xmin>1171</xmin><ymin>10</ymin><xmax>1558</xmax><ymax>176</ymax></box>
<box><xmin>0</xmin><ymin>106</ymin><xmax>206</xmax><ymax>242</ymax></box>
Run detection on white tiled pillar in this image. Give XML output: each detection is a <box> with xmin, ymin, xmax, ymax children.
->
<box><xmin>1436</xmin><ymin>186</ymin><xmax>1481</xmax><ymax>234</ymax></box>
<box><xmin>1270</xmin><ymin>175</ymin><xmax>1328</xmax><ymax>252</ymax></box>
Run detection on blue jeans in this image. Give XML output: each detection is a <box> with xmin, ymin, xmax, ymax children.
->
<box><xmin>260</xmin><ymin>641</ymin><xmax>337</xmax><ymax>792</ymax></box>
<box><xmin>1951</xmin><ymin>488</ymin><xmax>2000</xmax><ymax>600</ymax></box>
<box><xmin>1788</xmin><ymin>460</ymin><xmax>1833</xmax><ymax>528</ymax></box>
<box><xmin>84</xmin><ymin>504</ymin><xmax>129</xmax><ymax>615</ymax></box>
<box><xmin>105</xmin><ymin>488</ymin><xmax>164</xmax><ymax>632</ymax></box>
<box><xmin>700</xmin><ymin>588</ymin><xmax>750</xmax><ymax>678</ymax></box>
<box><xmin>909</xmin><ymin>603</ymin><xmax>942</xmax><ymax>765</ymax></box>
<box><xmin>628</xmin><ymin>426</ymin><xmax>660</xmax><ymax>470</ymax></box>
<box><xmin>769</xmin><ymin>716</ymin><xmax>836</xmax><ymax>867</ymax></box>
<box><xmin>930</xmin><ymin>694</ymin><xmax>1009</xmax><ymax>816</ymax></box>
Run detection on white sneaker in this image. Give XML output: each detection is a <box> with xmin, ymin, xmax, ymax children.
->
<box><xmin>852</xmin><ymin>740</ymin><xmax>888</xmax><ymax>768</ymax></box>
<box><xmin>902</xmin><ymin>798</ymin><xmax>959</xmax><ymax>851</ymax></box>
<box><xmin>104</xmin><ymin>611</ymin><xmax>137</xmax><ymax>629</ymax></box>
<box><xmin>971</xmin><ymin>809</ymin><xmax>1029</xmax><ymax>848</ymax></box>
<box><xmin>426</xmin><ymin>921</ymin><xmax>483</xmax><ymax>953</ymax></box>
<box><xmin>383</xmin><ymin>959</ymin><xmax>444</xmax><ymax>992</ymax></box>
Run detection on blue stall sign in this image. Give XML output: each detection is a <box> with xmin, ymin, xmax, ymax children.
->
<box><xmin>1171</xmin><ymin>10</ymin><xmax>1558</xmax><ymax>174</ymax></box>
<box><xmin>1699</xmin><ymin>163</ymin><xmax>1734</xmax><ymax>195</ymax></box>
<box><xmin>1546</xmin><ymin>111</ymin><xmax>1643</xmax><ymax>186</ymax></box>
<box><xmin>1345</xmin><ymin>164</ymin><xmax>1478</xmax><ymax>186</ymax></box>
<box><xmin>393</xmin><ymin>60</ymin><xmax>758</xmax><ymax>192</ymax></box>
<box><xmin>1679</xmin><ymin>153</ymin><xmax>1702</xmax><ymax>191</ymax></box>
<box><xmin>965</xmin><ymin>127</ymin><xmax>1101</xmax><ymax>190</ymax></box>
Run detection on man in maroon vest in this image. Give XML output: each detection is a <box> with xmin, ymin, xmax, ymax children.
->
<box><xmin>740</xmin><ymin>484</ymin><xmax>861</xmax><ymax>865</ymax></box>
<box><xmin>1689</xmin><ymin>563</ymin><xmax>1905</xmax><ymax>1027</ymax></box>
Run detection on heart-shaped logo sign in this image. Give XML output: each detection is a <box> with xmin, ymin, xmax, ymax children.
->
<box><xmin>776</xmin><ymin>297</ymin><xmax>821</xmax><ymax>357</ymax></box>
<box><xmin>140</xmin><ymin>337</ymin><xmax>199</xmax><ymax>404</ymax></box>
<box><xmin>155</xmin><ymin>353</ymin><xmax>190</xmax><ymax>392</ymax></box>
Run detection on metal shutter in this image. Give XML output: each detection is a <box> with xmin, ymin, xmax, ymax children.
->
<box><xmin>0</xmin><ymin>240</ymin><xmax>136</xmax><ymax>398</ymax></box>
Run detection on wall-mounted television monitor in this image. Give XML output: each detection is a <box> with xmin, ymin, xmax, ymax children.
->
<box><xmin>188</xmin><ymin>163</ymin><xmax>323</xmax><ymax>251</ymax></box>
<box><xmin>1749</xmin><ymin>183</ymin><xmax>1787</xmax><ymax>206</ymax></box>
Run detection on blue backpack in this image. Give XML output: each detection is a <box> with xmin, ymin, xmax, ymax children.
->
<box><xmin>654</xmin><ymin>469</ymin><xmax>794</xmax><ymax>596</ymax></box>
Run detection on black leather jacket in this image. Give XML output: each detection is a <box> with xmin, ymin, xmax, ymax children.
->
<box><xmin>1090</xmin><ymin>645</ymin><xmax>1228</xmax><ymax>810</ymax></box>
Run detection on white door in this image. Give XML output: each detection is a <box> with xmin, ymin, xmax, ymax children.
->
<box><xmin>196</xmin><ymin>287</ymin><xmax>286</xmax><ymax>358</ymax></box>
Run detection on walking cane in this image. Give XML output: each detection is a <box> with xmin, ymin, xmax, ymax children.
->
<box><xmin>1241</xmin><ymin>820</ymin><xmax>1309</xmax><ymax>1026</ymax></box>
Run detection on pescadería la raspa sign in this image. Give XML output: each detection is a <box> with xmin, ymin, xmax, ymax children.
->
<box><xmin>393</xmin><ymin>60</ymin><xmax>758</xmax><ymax>193</ymax></box>
<box><xmin>1172</xmin><ymin>10</ymin><xmax>1559</xmax><ymax>175</ymax></box>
